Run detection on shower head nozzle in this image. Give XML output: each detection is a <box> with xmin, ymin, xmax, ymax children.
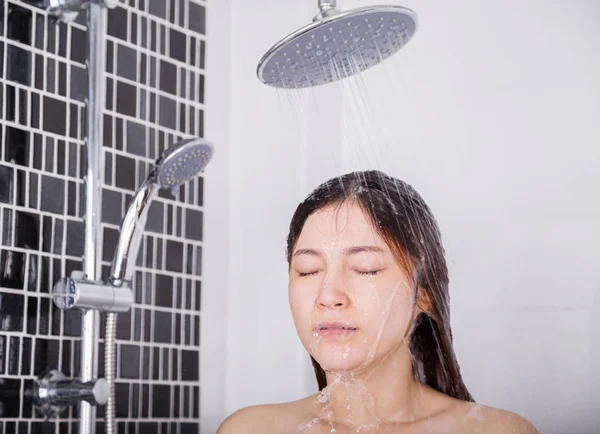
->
<box><xmin>257</xmin><ymin>5</ymin><xmax>418</xmax><ymax>89</ymax></box>
<box><xmin>153</xmin><ymin>138</ymin><xmax>214</xmax><ymax>189</ymax></box>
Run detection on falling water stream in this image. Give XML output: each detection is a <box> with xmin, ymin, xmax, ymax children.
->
<box><xmin>276</xmin><ymin>30</ymin><xmax>415</xmax><ymax>181</ymax></box>
<box><xmin>267</xmin><ymin>28</ymin><xmax>470</xmax><ymax>433</ymax></box>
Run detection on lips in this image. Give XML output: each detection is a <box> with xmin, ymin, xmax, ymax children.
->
<box><xmin>314</xmin><ymin>321</ymin><xmax>358</xmax><ymax>337</ymax></box>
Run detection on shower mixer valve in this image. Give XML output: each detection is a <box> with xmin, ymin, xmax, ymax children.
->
<box><xmin>34</xmin><ymin>370</ymin><xmax>109</xmax><ymax>419</ymax></box>
<box><xmin>53</xmin><ymin>270</ymin><xmax>133</xmax><ymax>313</ymax></box>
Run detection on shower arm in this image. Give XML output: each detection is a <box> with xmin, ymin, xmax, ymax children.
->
<box><xmin>314</xmin><ymin>0</ymin><xmax>340</xmax><ymax>21</ymax></box>
<box><xmin>318</xmin><ymin>0</ymin><xmax>337</xmax><ymax>11</ymax></box>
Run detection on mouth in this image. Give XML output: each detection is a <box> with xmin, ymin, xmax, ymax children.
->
<box><xmin>314</xmin><ymin>322</ymin><xmax>358</xmax><ymax>337</ymax></box>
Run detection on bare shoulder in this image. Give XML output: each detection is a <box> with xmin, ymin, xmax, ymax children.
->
<box><xmin>464</xmin><ymin>403</ymin><xmax>540</xmax><ymax>434</ymax></box>
<box><xmin>216</xmin><ymin>399</ymin><xmax>311</xmax><ymax>434</ymax></box>
<box><xmin>216</xmin><ymin>404</ymin><xmax>283</xmax><ymax>433</ymax></box>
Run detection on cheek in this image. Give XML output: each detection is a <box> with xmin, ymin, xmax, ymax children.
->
<box><xmin>357</xmin><ymin>282</ymin><xmax>415</xmax><ymax>338</ymax></box>
<box><xmin>288</xmin><ymin>283</ymin><xmax>313</xmax><ymax>329</ymax></box>
<box><xmin>380</xmin><ymin>287</ymin><xmax>415</xmax><ymax>340</ymax></box>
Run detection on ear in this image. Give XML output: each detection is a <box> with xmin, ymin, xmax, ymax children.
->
<box><xmin>416</xmin><ymin>287</ymin><xmax>433</xmax><ymax>314</ymax></box>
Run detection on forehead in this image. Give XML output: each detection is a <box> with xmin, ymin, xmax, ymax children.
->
<box><xmin>296</xmin><ymin>202</ymin><xmax>385</xmax><ymax>248</ymax></box>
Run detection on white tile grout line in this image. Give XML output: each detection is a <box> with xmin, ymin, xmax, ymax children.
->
<box><xmin>104</xmin><ymin>109</ymin><xmax>204</xmax><ymax>148</ymax></box>
<box><xmin>165</xmin><ymin>0</ymin><xmax>172</xmax><ymax>42</ymax></box>
<box><xmin>105</xmin><ymin>32</ymin><xmax>205</xmax><ymax>77</ymax></box>
<box><xmin>0</xmin><ymin>77</ymin><xmax>86</xmax><ymax>119</ymax></box>
<box><xmin>0</xmin><ymin>203</ymin><xmax>85</xmax><ymax>229</ymax></box>
<box><xmin>115</xmin><ymin>1</ymin><xmax>206</xmax><ymax>45</ymax></box>
<box><xmin>0</xmin><ymin>159</ymin><xmax>85</xmax><ymax>188</ymax></box>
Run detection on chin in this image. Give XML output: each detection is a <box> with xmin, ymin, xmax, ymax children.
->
<box><xmin>313</xmin><ymin>348</ymin><xmax>368</xmax><ymax>374</ymax></box>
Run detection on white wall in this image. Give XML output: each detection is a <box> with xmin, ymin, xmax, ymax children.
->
<box><xmin>203</xmin><ymin>0</ymin><xmax>600</xmax><ymax>433</ymax></box>
<box><xmin>201</xmin><ymin>0</ymin><xmax>232</xmax><ymax>432</ymax></box>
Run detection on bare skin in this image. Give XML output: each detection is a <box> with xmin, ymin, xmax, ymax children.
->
<box><xmin>218</xmin><ymin>202</ymin><xmax>539</xmax><ymax>434</ymax></box>
<box><xmin>218</xmin><ymin>391</ymin><xmax>539</xmax><ymax>434</ymax></box>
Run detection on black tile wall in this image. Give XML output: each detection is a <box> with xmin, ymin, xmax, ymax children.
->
<box><xmin>0</xmin><ymin>0</ymin><xmax>206</xmax><ymax>432</ymax></box>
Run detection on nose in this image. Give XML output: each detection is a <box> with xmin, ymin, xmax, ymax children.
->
<box><xmin>316</xmin><ymin>270</ymin><xmax>351</xmax><ymax>310</ymax></box>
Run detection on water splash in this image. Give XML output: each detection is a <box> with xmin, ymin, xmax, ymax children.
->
<box><xmin>297</xmin><ymin>417</ymin><xmax>322</xmax><ymax>432</ymax></box>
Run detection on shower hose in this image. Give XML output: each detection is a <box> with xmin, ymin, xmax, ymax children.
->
<box><xmin>104</xmin><ymin>312</ymin><xmax>117</xmax><ymax>434</ymax></box>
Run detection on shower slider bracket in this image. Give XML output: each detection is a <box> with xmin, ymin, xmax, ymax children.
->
<box><xmin>45</xmin><ymin>0</ymin><xmax>118</xmax><ymax>23</ymax></box>
<box><xmin>52</xmin><ymin>270</ymin><xmax>133</xmax><ymax>313</ymax></box>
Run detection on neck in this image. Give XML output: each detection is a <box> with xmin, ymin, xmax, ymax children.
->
<box><xmin>317</xmin><ymin>343</ymin><xmax>430</xmax><ymax>429</ymax></box>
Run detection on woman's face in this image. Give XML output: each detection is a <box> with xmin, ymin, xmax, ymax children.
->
<box><xmin>288</xmin><ymin>201</ymin><xmax>420</xmax><ymax>373</ymax></box>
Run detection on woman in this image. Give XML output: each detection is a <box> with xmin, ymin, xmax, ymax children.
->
<box><xmin>218</xmin><ymin>170</ymin><xmax>539</xmax><ymax>433</ymax></box>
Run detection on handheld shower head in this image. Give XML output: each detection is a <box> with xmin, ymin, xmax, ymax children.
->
<box><xmin>109</xmin><ymin>138</ymin><xmax>214</xmax><ymax>286</ymax></box>
<box><xmin>152</xmin><ymin>138</ymin><xmax>214</xmax><ymax>189</ymax></box>
<box><xmin>257</xmin><ymin>4</ymin><xmax>418</xmax><ymax>89</ymax></box>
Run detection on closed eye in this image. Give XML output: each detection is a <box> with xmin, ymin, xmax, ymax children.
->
<box><xmin>356</xmin><ymin>270</ymin><xmax>382</xmax><ymax>276</ymax></box>
<box><xmin>298</xmin><ymin>271</ymin><xmax>319</xmax><ymax>277</ymax></box>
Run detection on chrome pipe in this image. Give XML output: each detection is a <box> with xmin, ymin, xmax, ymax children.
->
<box><xmin>318</xmin><ymin>0</ymin><xmax>337</xmax><ymax>11</ymax></box>
<box><xmin>313</xmin><ymin>0</ymin><xmax>340</xmax><ymax>21</ymax></box>
<box><xmin>80</xmin><ymin>3</ymin><xmax>107</xmax><ymax>434</ymax></box>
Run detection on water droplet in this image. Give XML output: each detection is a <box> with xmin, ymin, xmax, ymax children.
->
<box><xmin>317</xmin><ymin>391</ymin><xmax>330</xmax><ymax>403</ymax></box>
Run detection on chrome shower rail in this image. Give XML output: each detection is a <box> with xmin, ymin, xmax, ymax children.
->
<box><xmin>81</xmin><ymin>4</ymin><xmax>108</xmax><ymax>434</ymax></box>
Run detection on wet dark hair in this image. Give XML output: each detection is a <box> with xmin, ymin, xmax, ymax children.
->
<box><xmin>286</xmin><ymin>170</ymin><xmax>474</xmax><ymax>401</ymax></box>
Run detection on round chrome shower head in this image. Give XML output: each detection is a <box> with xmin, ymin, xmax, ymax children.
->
<box><xmin>154</xmin><ymin>138</ymin><xmax>214</xmax><ymax>188</ymax></box>
<box><xmin>257</xmin><ymin>5</ymin><xmax>418</xmax><ymax>89</ymax></box>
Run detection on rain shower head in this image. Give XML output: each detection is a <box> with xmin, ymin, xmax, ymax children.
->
<box><xmin>256</xmin><ymin>2</ymin><xmax>418</xmax><ymax>89</ymax></box>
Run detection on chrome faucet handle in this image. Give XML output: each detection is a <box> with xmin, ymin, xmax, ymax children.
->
<box><xmin>34</xmin><ymin>370</ymin><xmax>109</xmax><ymax>419</ymax></box>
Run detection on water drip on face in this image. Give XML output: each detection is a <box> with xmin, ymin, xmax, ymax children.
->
<box><xmin>342</xmin><ymin>344</ymin><xmax>351</xmax><ymax>359</ymax></box>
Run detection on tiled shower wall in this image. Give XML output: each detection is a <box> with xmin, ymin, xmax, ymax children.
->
<box><xmin>0</xmin><ymin>0</ymin><xmax>206</xmax><ymax>433</ymax></box>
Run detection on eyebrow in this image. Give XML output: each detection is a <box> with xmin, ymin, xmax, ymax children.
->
<box><xmin>292</xmin><ymin>245</ymin><xmax>386</xmax><ymax>258</ymax></box>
